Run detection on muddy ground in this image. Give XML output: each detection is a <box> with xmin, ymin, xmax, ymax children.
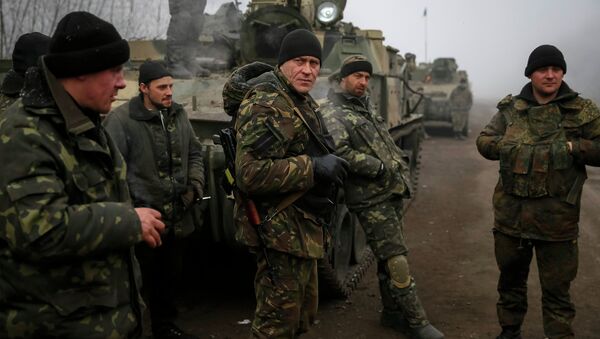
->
<box><xmin>174</xmin><ymin>100</ymin><xmax>600</xmax><ymax>339</ymax></box>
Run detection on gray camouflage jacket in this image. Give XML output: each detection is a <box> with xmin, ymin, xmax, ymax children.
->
<box><xmin>104</xmin><ymin>95</ymin><xmax>205</xmax><ymax>238</ymax></box>
<box><xmin>321</xmin><ymin>89</ymin><xmax>411</xmax><ymax>210</ymax></box>
<box><xmin>0</xmin><ymin>63</ymin><xmax>144</xmax><ymax>338</ymax></box>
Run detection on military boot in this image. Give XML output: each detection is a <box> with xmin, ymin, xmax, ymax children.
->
<box><xmin>379</xmin><ymin>274</ymin><xmax>409</xmax><ymax>331</ymax></box>
<box><xmin>391</xmin><ymin>280</ymin><xmax>444</xmax><ymax>339</ymax></box>
<box><xmin>496</xmin><ymin>326</ymin><xmax>522</xmax><ymax>339</ymax></box>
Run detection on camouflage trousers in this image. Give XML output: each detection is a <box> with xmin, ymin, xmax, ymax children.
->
<box><xmin>451</xmin><ymin>109</ymin><xmax>468</xmax><ymax>133</ymax></box>
<box><xmin>494</xmin><ymin>231</ymin><xmax>578</xmax><ymax>338</ymax></box>
<box><xmin>355</xmin><ymin>198</ymin><xmax>408</xmax><ymax>261</ymax></box>
<box><xmin>251</xmin><ymin>249</ymin><xmax>318</xmax><ymax>339</ymax></box>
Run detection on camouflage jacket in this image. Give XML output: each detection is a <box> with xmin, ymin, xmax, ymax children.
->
<box><xmin>449</xmin><ymin>84</ymin><xmax>472</xmax><ymax>111</ymax></box>
<box><xmin>320</xmin><ymin>89</ymin><xmax>411</xmax><ymax>210</ymax></box>
<box><xmin>104</xmin><ymin>95</ymin><xmax>205</xmax><ymax>238</ymax></box>
<box><xmin>233</xmin><ymin>68</ymin><xmax>329</xmax><ymax>259</ymax></box>
<box><xmin>0</xmin><ymin>63</ymin><xmax>144</xmax><ymax>337</ymax></box>
<box><xmin>476</xmin><ymin>82</ymin><xmax>600</xmax><ymax>241</ymax></box>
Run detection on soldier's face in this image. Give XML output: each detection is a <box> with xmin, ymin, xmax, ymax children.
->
<box><xmin>340</xmin><ymin>71</ymin><xmax>370</xmax><ymax>97</ymax></box>
<box><xmin>79</xmin><ymin>65</ymin><xmax>126</xmax><ymax>114</ymax></box>
<box><xmin>279</xmin><ymin>56</ymin><xmax>320</xmax><ymax>94</ymax></box>
<box><xmin>140</xmin><ymin>76</ymin><xmax>174</xmax><ymax>110</ymax></box>
<box><xmin>530</xmin><ymin>66</ymin><xmax>564</xmax><ymax>99</ymax></box>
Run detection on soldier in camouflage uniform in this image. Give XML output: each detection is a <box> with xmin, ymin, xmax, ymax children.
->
<box><xmin>230</xmin><ymin>29</ymin><xmax>349</xmax><ymax>338</ymax></box>
<box><xmin>104</xmin><ymin>60</ymin><xmax>204</xmax><ymax>339</ymax></box>
<box><xmin>0</xmin><ymin>32</ymin><xmax>50</xmax><ymax>113</ymax></box>
<box><xmin>166</xmin><ymin>0</ymin><xmax>210</xmax><ymax>78</ymax></box>
<box><xmin>0</xmin><ymin>12</ymin><xmax>165</xmax><ymax>338</ymax></box>
<box><xmin>320</xmin><ymin>55</ymin><xmax>444</xmax><ymax>339</ymax></box>
<box><xmin>449</xmin><ymin>77</ymin><xmax>472</xmax><ymax>140</ymax></box>
<box><xmin>477</xmin><ymin>45</ymin><xmax>600</xmax><ymax>339</ymax></box>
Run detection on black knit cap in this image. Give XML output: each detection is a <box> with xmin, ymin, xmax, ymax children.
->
<box><xmin>12</xmin><ymin>32</ymin><xmax>51</xmax><ymax>75</ymax></box>
<box><xmin>340</xmin><ymin>55</ymin><xmax>373</xmax><ymax>78</ymax></box>
<box><xmin>277</xmin><ymin>29</ymin><xmax>322</xmax><ymax>66</ymax></box>
<box><xmin>524</xmin><ymin>44</ymin><xmax>566</xmax><ymax>77</ymax></box>
<box><xmin>139</xmin><ymin>60</ymin><xmax>172</xmax><ymax>84</ymax></box>
<box><xmin>44</xmin><ymin>11</ymin><xmax>130</xmax><ymax>78</ymax></box>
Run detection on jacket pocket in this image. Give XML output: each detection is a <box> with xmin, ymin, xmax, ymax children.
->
<box><xmin>552</xmin><ymin>141</ymin><xmax>573</xmax><ymax>170</ymax></box>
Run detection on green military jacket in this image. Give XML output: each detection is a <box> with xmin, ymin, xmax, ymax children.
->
<box><xmin>477</xmin><ymin>82</ymin><xmax>600</xmax><ymax>241</ymax></box>
<box><xmin>0</xmin><ymin>63</ymin><xmax>144</xmax><ymax>337</ymax></box>
<box><xmin>233</xmin><ymin>68</ymin><xmax>328</xmax><ymax>259</ymax></box>
<box><xmin>320</xmin><ymin>89</ymin><xmax>411</xmax><ymax>210</ymax></box>
<box><xmin>104</xmin><ymin>95</ymin><xmax>205</xmax><ymax>238</ymax></box>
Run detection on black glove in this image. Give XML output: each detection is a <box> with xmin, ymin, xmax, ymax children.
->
<box><xmin>312</xmin><ymin>154</ymin><xmax>349</xmax><ymax>186</ymax></box>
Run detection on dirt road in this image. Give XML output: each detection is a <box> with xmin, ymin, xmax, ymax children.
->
<box><xmin>177</xmin><ymin>100</ymin><xmax>600</xmax><ymax>338</ymax></box>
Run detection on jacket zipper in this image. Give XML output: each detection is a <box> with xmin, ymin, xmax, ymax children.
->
<box><xmin>159</xmin><ymin>110</ymin><xmax>176</xmax><ymax>223</ymax></box>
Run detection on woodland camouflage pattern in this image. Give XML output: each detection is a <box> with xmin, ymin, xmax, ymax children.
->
<box><xmin>0</xmin><ymin>65</ymin><xmax>144</xmax><ymax>338</ymax></box>
<box><xmin>233</xmin><ymin>68</ymin><xmax>327</xmax><ymax>259</ymax></box>
<box><xmin>232</xmin><ymin>67</ymin><xmax>330</xmax><ymax>338</ymax></box>
<box><xmin>320</xmin><ymin>89</ymin><xmax>411</xmax><ymax>210</ymax></box>
<box><xmin>476</xmin><ymin>82</ymin><xmax>600</xmax><ymax>241</ymax></box>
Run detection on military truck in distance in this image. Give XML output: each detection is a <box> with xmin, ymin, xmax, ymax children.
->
<box><xmin>418</xmin><ymin>57</ymin><xmax>472</xmax><ymax>136</ymax></box>
<box><xmin>116</xmin><ymin>0</ymin><xmax>424</xmax><ymax>298</ymax></box>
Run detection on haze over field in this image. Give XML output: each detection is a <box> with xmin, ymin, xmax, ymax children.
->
<box><xmin>2</xmin><ymin>0</ymin><xmax>598</xmax><ymax>101</ymax></box>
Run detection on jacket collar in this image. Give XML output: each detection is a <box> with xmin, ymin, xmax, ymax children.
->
<box><xmin>327</xmin><ymin>87</ymin><xmax>370</xmax><ymax>113</ymax></box>
<box><xmin>20</xmin><ymin>59</ymin><xmax>96</xmax><ymax>135</ymax></box>
<box><xmin>516</xmin><ymin>81</ymin><xmax>578</xmax><ymax>106</ymax></box>
<box><xmin>127</xmin><ymin>94</ymin><xmax>183</xmax><ymax>121</ymax></box>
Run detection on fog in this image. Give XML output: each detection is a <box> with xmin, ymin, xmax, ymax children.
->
<box><xmin>230</xmin><ymin>0</ymin><xmax>600</xmax><ymax>102</ymax></box>
<box><xmin>2</xmin><ymin>0</ymin><xmax>598</xmax><ymax>102</ymax></box>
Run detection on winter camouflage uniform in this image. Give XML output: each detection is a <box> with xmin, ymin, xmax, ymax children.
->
<box><xmin>321</xmin><ymin>88</ymin><xmax>436</xmax><ymax>330</ymax></box>
<box><xmin>0</xmin><ymin>64</ymin><xmax>144</xmax><ymax>338</ymax></box>
<box><xmin>234</xmin><ymin>68</ymin><xmax>333</xmax><ymax>338</ymax></box>
<box><xmin>449</xmin><ymin>82</ymin><xmax>472</xmax><ymax>135</ymax></box>
<box><xmin>104</xmin><ymin>94</ymin><xmax>205</xmax><ymax>334</ymax></box>
<box><xmin>476</xmin><ymin>82</ymin><xmax>600</xmax><ymax>338</ymax></box>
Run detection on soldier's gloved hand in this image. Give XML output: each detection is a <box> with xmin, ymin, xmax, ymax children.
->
<box><xmin>312</xmin><ymin>154</ymin><xmax>349</xmax><ymax>186</ymax></box>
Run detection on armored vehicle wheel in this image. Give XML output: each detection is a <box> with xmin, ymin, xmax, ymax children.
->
<box><xmin>318</xmin><ymin>204</ymin><xmax>374</xmax><ymax>299</ymax></box>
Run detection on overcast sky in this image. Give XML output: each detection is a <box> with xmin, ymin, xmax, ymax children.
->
<box><xmin>214</xmin><ymin>0</ymin><xmax>600</xmax><ymax>102</ymax></box>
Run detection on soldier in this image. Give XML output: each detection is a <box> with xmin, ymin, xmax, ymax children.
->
<box><xmin>166</xmin><ymin>0</ymin><xmax>210</xmax><ymax>78</ymax></box>
<box><xmin>0</xmin><ymin>32</ymin><xmax>50</xmax><ymax>113</ymax></box>
<box><xmin>449</xmin><ymin>77</ymin><xmax>472</xmax><ymax>140</ymax></box>
<box><xmin>0</xmin><ymin>11</ymin><xmax>165</xmax><ymax>338</ymax></box>
<box><xmin>476</xmin><ymin>45</ymin><xmax>600</xmax><ymax>339</ymax></box>
<box><xmin>231</xmin><ymin>29</ymin><xmax>349</xmax><ymax>338</ymax></box>
<box><xmin>104</xmin><ymin>60</ymin><xmax>205</xmax><ymax>339</ymax></box>
<box><xmin>320</xmin><ymin>55</ymin><xmax>444</xmax><ymax>339</ymax></box>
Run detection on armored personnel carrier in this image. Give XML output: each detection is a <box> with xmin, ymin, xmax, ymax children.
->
<box><xmin>418</xmin><ymin>57</ymin><xmax>472</xmax><ymax>136</ymax></box>
<box><xmin>115</xmin><ymin>0</ymin><xmax>425</xmax><ymax>298</ymax></box>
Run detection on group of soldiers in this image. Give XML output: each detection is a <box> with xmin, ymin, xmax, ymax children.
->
<box><xmin>0</xmin><ymin>7</ymin><xmax>598</xmax><ymax>339</ymax></box>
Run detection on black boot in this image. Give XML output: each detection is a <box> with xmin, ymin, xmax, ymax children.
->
<box><xmin>496</xmin><ymin>325</ymin><xmax>522</xmax><ymax>339</ymax></box>
<box><xmin>390</xmin><ymin>280</ymin><xmax>444</xmax><ymax>339</ymax></box>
